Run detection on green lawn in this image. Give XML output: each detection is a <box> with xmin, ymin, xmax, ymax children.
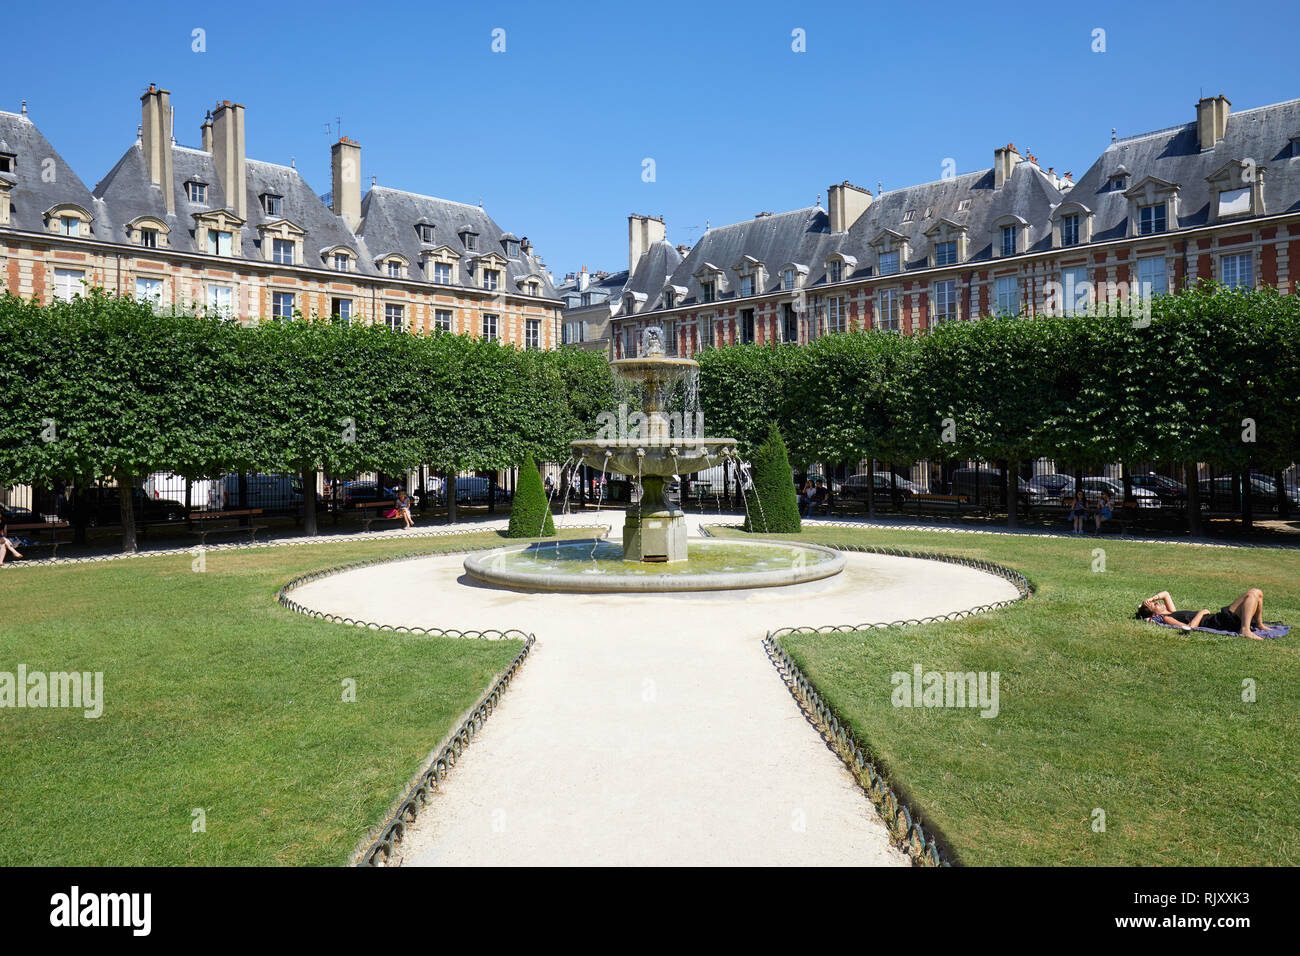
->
<box><xmin>0</xmin><ymin>529</ymin><xmax>591</xmax><ymax>866</ymax></box>
<box><xmin>714</xmin><ymin>525</ymin><xmax>1300</xmax><ymax>866</ymax></box>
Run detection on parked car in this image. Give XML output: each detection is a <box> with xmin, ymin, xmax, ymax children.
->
<box><xmin>1026</xmin><ymin>473</ymin><xmax>1074</xmax><ymax>505</ymax></box>
<box><xmin>0</xmin><ymin>504</ymin><xmax>38</xmax><ymax>523</ymax></box>
<box><xmin>1198</xmin><ymin>475</ymin><xmax>1296</xmax><ymax>513</ymax></box>
<box><xmin>217</xmin><ymin>473</ymin><xmax>320</xmax><ymax>513</ymax></box>
<box><xmin>451</xmin><ymin>476</ymin><xmax>510</xmax><ymax>505</ymax></box>
<box><xmin>1128</xmin><ymin>473</ymin><xmax>1187</xmax><ymax>506</ymax></box>
<box><xmin>841</xmin><ymin>472</ymin><xmax>919</xmax><ymax>501</ymax></box>
<box><xmin>1079</xmin><ymin>476</ymin><xmax>1161</xmax><ymax>509</ymax></box>
<box><xmin>1249</xmin><ymin>474</ymin><xmax>1300</xmax><ymax>508</ymax></box>
<box><xmin>85</xmin><ymin>488</ymin><xmax>187</xmax><ymax>525</ymax></box>
<box><xmin>338</xmin><ymin>480</ymin><xmax>420</xmax><ymax>508</ymax></box>
<box><xmin>950</xmin><ymin>468</ymin><xmax>1031</xmax><ymax>507</ymax></box>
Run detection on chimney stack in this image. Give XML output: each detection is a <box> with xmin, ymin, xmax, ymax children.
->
<box><xmin>200</xmin><ymin>111</ymin><xmax>213</xmax><ymax>152</ymax></box>
<box><xmin>1196</xmin><ymin>95</ymin><xmax>1230</xmax><ymax>150</ymax></box>
<box><xmin>827</xmin><ymin>181</ymin><xmax>873</xmax><ymax>232</ymax></box>
<box><xmin>331</xmin><ymin>136</ymin><xmax>362</xmax><ymax>231</ymax></box>
<box><xmin>211</xmin><ymin>101</ymin><xmax>247</xmax><ymax>219</ymax></box>
<box><xmin>994</xmin><ymin>143</ymin><xmax>1021</xmax><ymax>188</ymax></box>
<box><xmin>628</xmin><ymin>214</ymin><xmax>666</xmax><ymax>274</ymax></box>
<box><xmin>140</xmin><ymin>85</ymin><xmax>176</xmax><ymax>214</ymax></box>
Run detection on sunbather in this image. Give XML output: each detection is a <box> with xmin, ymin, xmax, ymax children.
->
<box><xmin>1135</xmin><ymin>588</ymin><xmax>1266</xmax><ymax>639</ymax></box>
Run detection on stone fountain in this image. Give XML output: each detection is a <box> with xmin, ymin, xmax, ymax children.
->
<box><xmin>461</xmin><ymin>326</ymin><xmax>845</xmax><ymax>592</ymax></box>
<box><xmin>569</xmin><ymin>326</ymin><xmax>736</xmax><ymax>562</ymax></box>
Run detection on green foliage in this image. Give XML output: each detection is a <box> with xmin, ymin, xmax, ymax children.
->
<box><xmin>506</xmin><ymin>456</ymin><xmax>555</xmax><ymax>537</ymax></box>
<box><xmin>742</xmin><ymin>422</ymin><xmax>801</xmax><ymax>533</ymax></box>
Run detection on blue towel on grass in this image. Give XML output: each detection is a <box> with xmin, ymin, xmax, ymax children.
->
<box><xmin>1151</xmin><ymin>616</ymin><xmax>1290</xmax><ymax>639</ymax></box>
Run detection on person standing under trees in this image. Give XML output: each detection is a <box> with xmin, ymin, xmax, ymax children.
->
<box><xmin>1094</xmin><ymin>491</ymin><xmax>1113</xmax><ymax>532</ymax></box>
<box><xmin>799</xmin><ymin>479</ymin><xmax>816</xmax><ymax>518</ymax></box>
<box><xmin>1068</xmin><ymin>490</ymin><xmax>1088</xmax><ymax>534</ymax></box>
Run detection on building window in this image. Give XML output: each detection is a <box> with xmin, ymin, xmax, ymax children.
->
<box><xmin>580</xmin><ymin>292</ymin><xmax>591</xmax><ymax>307</ymax></box>
<box><xmin>61</xmin><ymin>216</ymin><xmax>80</xmax><ymax>237</ymax></box>
<box><xmin>701</xmin><ymin>281</ymin><xmax>715</xmax><ymax>303</ymax></box>
<box><xmin>52</xmin><ymin>268</ymin><xmax>86</xmax><ymax>301</ymax></box>
<box><xmin>505</xmin><ymin>239</ymin><xmax>520</xmax><ymax>257</ymax></box>
<box><xmin>878</xmin><ymin>251</ymin><xmax>899</xmax><ymax>275</ymax></box>
<box><xmin>272</xmin><ymin>291</ymin><xmax>295</xmax><ymax>320</ymax></box>
<box><xmin>187</xmin><ymin>182</ymin><xmax>207</xmax><ymax>203</ymax></box>
<box><xmin>876</xmin><ymin>289</ymin><xmax>900</xmax><ymax>331</ymax></box>
<box><xmin>462</xmin><ymin>232</ymin><xmax>477</xmax><ymax>251</ymax></box>
<box><xmin>623</xmin><ymin>325</ymin><xmax>638</xmax><ymax>357</ymax></box>
<box><xmin>525</xmin><ymin>318</ymin><xmax>540</xmax><ymax>350</ymax></box>
<box><xmin>135</xmin><ymin>277</ymin><xmax>163</xmax><ymax>305</ymax></box>
<box><xmin>1218</xmin><ymin>187</ymin><xmax>1251</xmax><ymax>218</ymax></box>
<box><xmin>933</xmin><ymin>280</ymin><xmax>958</xmax><ymax>323</ymax></box>
<box><xmin>1061</xmin><ymin>266</ymin><xmax>1090</xmax><ymax>315</ymax></box>
<box><xmin>431</xmin><ymin>261</ymin><xmax>451</xmax><ymax>283</ymax></box>
<box><xmin>332</xmin><ymin>253</ymin><xmax>350</xmax><ymax>272</ymax></box>
<box><xmin>0</xmin><ymin>152</ymin><xmax>13</xmax><ymax>173</ymax></box>
<box><xmin>385</xmin><ymin>303</ymin><xmax>405</xmax><ymax>331</ymax></box>
<box><xmin>1061</xmin><ymin>215</ymin><xmax>1079</xmax><ymax>247</ymax></box>
<box><xmin>483</xmin><ymin>269</ymin><xmax>500</xmax><ymax>291</ymax></box>
<box><xmin>206</xmin><ymin>230</ymin><xmax>233</xmax><ymax>256</ymax></box>
<box><xmin>207</xmin><ymin>285</ymin><xmax>234</xmax><ymax>317</ymax></box>
<box><xmin>740</xmin><ymin>308</ymin><xmax>756</xmax><ymax>343</ymax></box>
<box><xmin>272</xmin><ymin>238</ymin><xmax>294</xmax><ymax>265</ymax></box>
<box><xmin>1138</xmin><ymin>203</ymin><xmax>1166</xmax><ymax>235</ymax></box>
<box><xmin>782</xmin><ymin>269</ymin><xmax>795</xmax><ymax>291</ymax></box>
<box><xmin>739</xmin><ymin>275</ymin><xmax>754</xmax><ymax>297</ymax></box>
<box><xmin>826</xmin><ymin>297</ymin><xmax>844</xmax><ymax>333</ymax></box>
<box><xmin>562</xmin><ymin>319</ymin><xmax>583</xmax><ymax>345</ymax></box>
<box><xmin>262</xmin><ymin>194</ymin><xmax>282</xmax><ymax>216</ymax></box>
<box><xmin>1136</xmin><ymin>256</ymin><xmax>1167</xmax><ymax>301</ymax></box>
<box><xmin>781</xmin><ymin>303</ymin><xmax>798</xmax><ymax>343</ymax></box>
<box><xmin>418</xmin><ymin>224</ymin><xmax>436</xmax><ymax>243</ymax></box>
<box><xmin>482</xmin><ymin>313</ymin><xmax>498</xmax><ymax>341</ymax></box>
<box><xmin>386</xmin><ymin>259</ymin><xmax>403</xmax><ymax>278</ymax></box>
<box><xmin>1001</xmin><ymin>225</ymin><xmax>1017</xmax><ymax>257</ymax></box>
<box><xmin>828</xmin><ymin>260</ymin><xmax>843</xmax><ymax>283</ymax></box>
<box><xmin>434</xmin><ymin>309</ymin><xmax>453</xmax><ymax>332</ymax></box>
<box><xmin>934</xmin><ymin>241</ymin><xmax>957</xmax><ymax>266</ymax></box>
<box><xmin>140</xmin><ymin>228</ymin><xmax>158</xmax><ymax>249</ymax></box>
<box><xmin>1221</xmin><ymin>252</ymin><xmax>1253</xmax><ymax>291</ymax></box>
<box><xmin>995</xmin><ymin>276</ymin><xmax>1020</xmax><ymax>314</ymax></box>
<box><xmin>331</xmin><ymin>298</ymin><xmax>352</xmax><ymax>323</ymax></box>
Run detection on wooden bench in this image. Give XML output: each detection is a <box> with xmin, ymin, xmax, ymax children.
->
<box><xmin>913</xmin><ymin>493</ymin><xmax>966</xmax><ymax>514</ymax></box>
<box><xmin>187</xmin><ymin>509</ymin><xmax>266</xmax><ymax>546</ymax></box>
<box><xmin>4</xmin><ymin>520</ymin><xmax>71</xmax><ymax>558</ymax></box>
<box><xmin>351</xmin><ymin>500</ymin><xmax>409</xmax><ymax>533</ymax></box>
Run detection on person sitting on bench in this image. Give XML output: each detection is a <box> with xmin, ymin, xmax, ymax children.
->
<box><xmin>0</xmin><ymin>520</ymin><xmax>23</xmax><ymax>566</ymax></box>
<box><xmin>1135</xmin><ymin>588</ymin><xmax>1267</xmax><ymax>639</ymax></box>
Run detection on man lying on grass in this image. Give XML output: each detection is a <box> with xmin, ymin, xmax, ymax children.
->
<box><xmin>1136</xmin><ymin>588</ymin><xmax>1267</xmax><ymax>639</ymax></box>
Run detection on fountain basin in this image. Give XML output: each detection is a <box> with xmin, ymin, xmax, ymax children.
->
<box><xmin>570</xmin><ymin>437</ymin><xmax>737</xmax><ymax>476</ymax></box>
<box><xmin>463</xmin><ymin>538</ymin><xmax>845</xmax><ymax>593</ymax></box>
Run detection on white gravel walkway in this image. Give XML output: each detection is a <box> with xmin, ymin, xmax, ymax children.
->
<box><xmin>288</xmin><ymin>514</ymin><xmax>1020</xmax><ymax>866</ymax></box>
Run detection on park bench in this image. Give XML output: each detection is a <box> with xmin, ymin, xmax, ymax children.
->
<box><xmin>351</xmin><ymin>500</ymin><xmax>409</xmax><ymax>533</ymax></box>
<box><xmin>912</xmin><ymin>493</ymin><xmax>966</xmax><ymax>514</ymax></box>
<box><xmin>4</xmin><ymin>519</ymin><xmax>71</xmax><ymax>558</ymax></box>
<box><xmin>187</xmin><ymin>509</ymin><xmax>266</xmax><ymax>546</ymax></box>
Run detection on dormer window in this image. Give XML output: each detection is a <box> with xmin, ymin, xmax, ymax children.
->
<box><xmin>261</xmin><ymin>194</ymin><xmax>283</xmax><ymax>216</ymax></box>
<box><xmin>459</xmin><ymin>228</ymin><xmax>478</xmax><ymax>251</ymax></box>
<box><xmin>61</xmin><ymin>216</ymin><xmax>79</xmax><ymax>237</ymax></box>
<box><xmin>482</xmin><ymin>269</ymin><xmax>500</xmax><ymax>291</ymax></box>
<box><xmin>417</xmin><ymin>223</ymin><xmax>436</xmax><ymax>243</ymax></box>
<box><xmin>828</xmin><ymin>260</ymin><xmax>842</xmax><ymax>283</ymax></box>
<box><xmin>207</xmin><ymin>230</ymin><xmax>233</xmax><ymax>255</ymax></box>
<box><xmin>663</xmin><ymin>290</ymin><xmax>675</xmax><ymax>308</ymax></box>
<box><xmin>187</xmin><ymin>181</ymin><xmax>208</xmax><ymax>203</ymax></box>
<box><xmin>332</xmin><ymin>252</ymin><xmax>350</xmax><ymax>272</ymax></box>
<box><xmin>878</xmin><ymin>251</ymin><xmax>899</xmax><ymax>275</ymax></box>
<box><xmin>387</xmin><ymin>260</ymin><xmax>404</xmax><ymax>278</ymax></box>
<box><xmin>1001</xmin><ymin>224</ymin><xmax>1017</xmax><ymax>256</ymax></box>
<box><xmin>739</xmin><ymin>275</ymin><xmax>755</xmax><ymax>297</ymax></box>
<box><xmin>141</xmin><ymin>228</ymin><xmax>158</xmax><ymax>248</ymax></box>
<box><xmin>1107</xmin><ymin>166</ymin><xmax>1131</xmax><ymax>191</ymax></box>
<box><xmin>782</xmin><ymin>269</ymin><xmax>795</xmax><ymax>291</ymax></box>
<box><xmin>1218</xmin><ymin>188</ymin><xmax>1250</xmax><ymax>217</ymax></box>
<box><xmin>934</xmin><ymin>240</ymin><xmax>957</xmax><ymax>266</ymax></box>
<box><xmin>504</xmin><ymin>238</ymin><xmax>520</xmax><ymax>257</ymax></box>
<box><xmin>701</xmin><ymin>281</ymin><xmax>715</xmax><ymax>303</ymax></box>
<box><xmin>0</xmin><ymin>152</ymin><xmax>13</xmax><ymax>174</ymax></box>
<box><xmin>1138</xmin><ymin>202</ymin><xmax>1166</xmax><ymax>235</ymax></box>
<box><xmin>272</xmin><ymin>238</ymin><xmax>294</xmax><ymax>265</ymax></box>
<box><xmin>431</xmin><ymin>261</ymin><xmax>451</xmax><ymax>283</ymax></box>
<box><xmin>1206</xmin><ymin>160</ymin><xmax>1265</xmax><ymax>222</ymax></box>
<box><xmin>1061</xmin><ymin>214</ymin><xmax>1079</xmax><ymax>247</ymax></box>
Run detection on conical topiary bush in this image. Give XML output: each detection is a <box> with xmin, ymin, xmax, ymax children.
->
<box><xmin>742</xmin><ymin>422</ymin><xmax>802</xmax><ymax>533</ymax></box>
<box><xmin>506</xmin><ymin>456</ymin><xmax>556</xmax><ymax>537</ymax></box>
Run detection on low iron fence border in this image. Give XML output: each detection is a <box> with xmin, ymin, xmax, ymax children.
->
<box><xmin>721</xmin><ymin>533</ymin><xmax>1035</xmax><ymax>868</ymax></box>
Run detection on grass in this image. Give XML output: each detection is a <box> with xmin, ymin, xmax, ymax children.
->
<box><xmin>0</xmin><ymin>528</ymin><xmax>593</xmax><ymax>866</ymax></box>
<box><xmin>713</xmin><ymin>524</ymin><xmax>1300</xmax><ymax>865</ymax></box>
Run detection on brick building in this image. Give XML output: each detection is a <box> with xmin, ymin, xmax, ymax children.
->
<box><xmin>605</xmin><ymin>93</ymin><xmax>1300</xmax><ymax>357</ymax></box>
<box><xmin>0</xmin><ymin>86</ymin><xmax>562</xmax><ymax>347</ymax></box>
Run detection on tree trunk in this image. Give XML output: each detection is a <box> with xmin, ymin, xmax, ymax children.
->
<box><xmin>445</xmin><ymin>471</ymin><xmax>457</xmax><ymax>524</ymax></box>
<box><xmin>302</xmin><ymin>466</ymin><xmax>318</xmax><ymax>536</ymax></box>
<box><xmin>1241</xmin><ymin>468</ymin><xmax>1253</xmax><ymax>531</ymax></box>
<box><xmin>1277</xmin><ymin>469</ymin><xmax>1290</xmax><ymax>520</ymax></box>
<box><xmin>488</xmin><ymin>470</ymin><xmax>497</xmax><ymax>514</ymax></box>
<box><xmin>1006</xmin><ymin>459</ymin><xmax>1018</xmax><ymax>528</ymax></box>
<box><xmin>118</xmin><ymin>473</ymin><xmax>138</xmax><ymax>553</ymax></box>
<box><xmin>866</xmin><ymin>458</ymin><xmax>876</xmax><ymax>519</ymax></box>
<box><xmin>72</xmin><ymin>480</ymin><xmax>88</xmax><ymax>545</ymax></box>
<box><xmin>1185</xmin><ymin>462</ymin><xmax>1202</xmax><ymax>536</ymax></box>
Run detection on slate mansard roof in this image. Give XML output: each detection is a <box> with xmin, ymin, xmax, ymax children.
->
<box><xmin>1</xmin><ymin>104</ymin><xmax>557</xmax><ymax>300</ymax></box>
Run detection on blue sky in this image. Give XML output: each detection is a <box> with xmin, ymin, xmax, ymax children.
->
<box><xmin>5</xmin><ymin>0</ymin><xmax>1298</xmax><ymax>279</ymax></box>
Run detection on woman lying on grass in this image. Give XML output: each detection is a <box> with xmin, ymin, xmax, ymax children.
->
<box><xmin>1136</xmin><ymin>588</ymin><xmax>1267</xmax><ymax>639</ymax></box>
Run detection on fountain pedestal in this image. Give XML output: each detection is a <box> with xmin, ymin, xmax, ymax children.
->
<box><xmin>622</xmin><ymin>475</ymin><xmax>686</xmax><ymax>562</ymax></box>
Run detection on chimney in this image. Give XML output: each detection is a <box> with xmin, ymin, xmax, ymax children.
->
<box><xmin>827</xmin><ymin>181</ymin><xmax>873</xmax><ymax>232</ymax></box>
<box><xmin>577</xmin><ymin>265</ymin><xmax>589</xmax><ymax>292</ymax></box>
<box><xmin>200</xmin><ymin>111</ymin><xmax>213</xmax><ymax>152</ymax></box>
<box><xmin>140</xmin><ymin>85</ymin><xmax>176</xmax><ymax>214</ymax></box>
<box><xmin>628</xmin><ymin>214</ymin><xmax>666</xmax><ymax>274</ymax></box>
<box><xmin>1196</xmin><ymin>95</ymin><xmax>1230</xmax><ymax>150</ymax></box>
<box><xmin>330</xmin><ymin>136</ymin><xmax>362</xmax><ymax>231</ymax></box>
<box><xmin>994</xmin><ymin>143</ymin><xmax>1021</xmax><ymax>188</ymax></box>
<box><xmin>211</xmin><ymin>101</ymin><xmax>247</xmax><ymax>219</ymax></box>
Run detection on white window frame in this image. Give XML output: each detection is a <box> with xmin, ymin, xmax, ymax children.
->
<box><xmin>1135</xmin><ymin>256</ymin><xmax>1167</xmax><ymax>302</ymax></box>
<box><xmin>1061</xmin><ymin>266</ymin><xmax>1090</xmax><ymax>315</ymax></box>
<box><xmin>1221</xmin><ymin>252</ymin><xmax>1253</xmax><ymax>291</ymax></box>
<box><xmin>272</xmin><ymin>291</ymin><xmax>295</xmax><ymax>320</ymax></box>
<box><xmin>435</xmin><ymin>308</ymin><xmax>453</xmax><ymax>332</ymax></box>
<box><xmin>995</xmin><ymin>276</ymin><xmax>1020</xmax><ymax>315</ymax></box>
<box><xmin>384</xmin><ymin>303</ymin><xmax>405</xmax><ymax>331</ymax></box>
<box><xmin>482</xmin><ymin>313</ymin><xmax>499</xmax><ymax>341</ymax></box>
<box><xmin>206</xmin><ymin>284</ymin><xmax>234</xmax><ymax>317</ymax></box>
<box><xmin>933</xmin><ymin>279</ymin><xmax>958</xmax><ymax>324</ymax></box>
<box><xmin>272</xmin><ymin>238</ymin><xmax>294</xmax><ymax>265</ymax></box>
<box><xmin>525</xmin><ymin>318</ymin><xmax>540</xmax><ymax>350</ymax></box>
<box><xmin>876</xmin><ymin>288</ymin><xmax>900</xmax><ymax>331</ymax></box>
<box><xmin>52</xmin><ymin>268</ymin><xmax>86</xmax><ymax>301</ymax></box>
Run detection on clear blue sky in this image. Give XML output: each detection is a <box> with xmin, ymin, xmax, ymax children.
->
<box><xmin>5</xmin><ymin>0</ymin><xmax>1298</xmax><ymax>278</ymax></box>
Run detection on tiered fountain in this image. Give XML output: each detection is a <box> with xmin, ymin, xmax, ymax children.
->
<box><xmin>463</xmin><ymin>327</ymin><xmax>844</xmax><ymax>592</ymax></box>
